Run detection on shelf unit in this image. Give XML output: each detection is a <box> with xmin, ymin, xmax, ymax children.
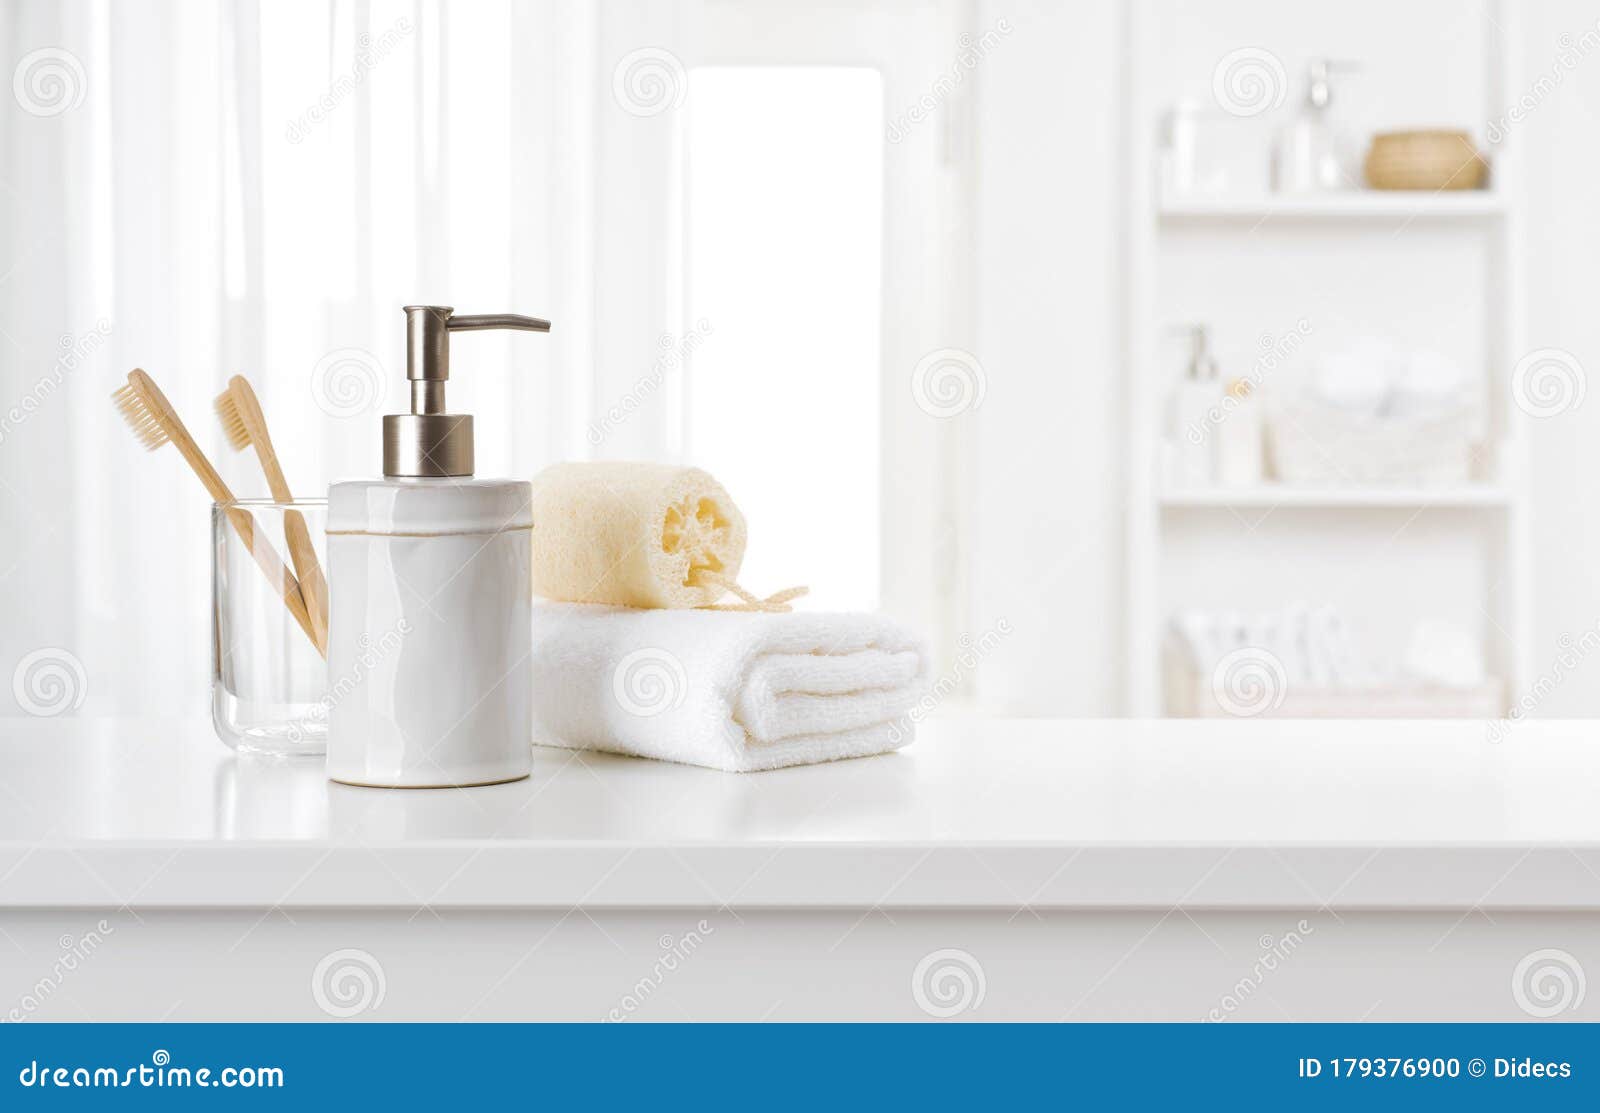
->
<box><xmin>1159</xmin><ymin>484</ymin><xmax>1513</xmax><ymax>510</ymax></box>
<box><xmin>1157</xmin><ymin>190</ymin><xmax>1508</xmax><ymax>222</ymax></box>
<box><xmin>1124</xmin><ymin>0</ymin><xmax>1530</xmax><ymax>717</ymax></box>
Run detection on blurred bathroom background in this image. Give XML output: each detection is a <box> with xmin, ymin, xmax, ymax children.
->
<box><xmin>3</xmin><ymin>0</ymin><xmax>1599</xmax><ymax>722</ymax></box>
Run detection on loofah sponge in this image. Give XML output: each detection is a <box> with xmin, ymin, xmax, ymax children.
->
<box><xmin>529</xmin><ymin>462</ymin><xmax>748</xmax><ymax>609</ymax></box>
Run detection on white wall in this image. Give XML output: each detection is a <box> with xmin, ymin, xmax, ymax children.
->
<box><xmin>971</xmin><ymin>0</ymin><xmax>1126</xmax><ymax>715</ymax></box>
<box><xmin>1520</xmin><ymin>1</ymin><xmax>1600</xmax><ymax>715</ymax></box>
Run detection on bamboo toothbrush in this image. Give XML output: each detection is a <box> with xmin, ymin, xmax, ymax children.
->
<box><xmin>215</xmin><ymin>375</ymin><xmax>329</xmax><ymax>655</ymax></box>
<box><xmin>112</xmin><ymin>369</ymin><xmax>323</xmax><ymax>657</ymax></box>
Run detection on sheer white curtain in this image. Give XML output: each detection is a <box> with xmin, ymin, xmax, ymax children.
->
<box><xmin>3</xmin><ymin>0</ymin><xmax>957</xmax><ymax>720</ymax></box>
<box><xmin>0</xmin><ymin>0</ymin><xmax>605</xmax><ymax>715</ymax></box>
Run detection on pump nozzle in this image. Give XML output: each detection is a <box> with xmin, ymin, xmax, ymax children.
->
<box><xmin>1304</xmin><ymin>59</ymin><xmax>1360</xmax><ymax>111</ymax></box>
<box><xmin>385</xmin><ymin>305</ymin><xmax>552</xmax><ymax>477</ymax></box>
<box><xmin>1166</xmin><ymin>323</ymin><xmax>1217</xmax><ymax>382</ymax></box>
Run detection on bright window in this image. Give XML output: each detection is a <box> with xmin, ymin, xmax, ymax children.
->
<box><xmin>684</xmin><ymin>67</ymin><xmax>884</xmax><ymax>610</ymax></box>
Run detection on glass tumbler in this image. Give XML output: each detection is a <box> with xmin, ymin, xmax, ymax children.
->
<box><xmin>211</xmin><ymin>499</ymin><xmax>329</xmax><ymax>755</ymax></box>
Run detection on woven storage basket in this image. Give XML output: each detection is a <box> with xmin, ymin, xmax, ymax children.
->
<box><xmin>1161</xmin><ymin>640</ymin><xmax>1502</xmax><ymax>719</ymax></box>
<box><xmin>1364</xmin><ymin>130</ymin><xmax>1487</xmax><ymax>190</ymax></box>
<box><xmin>1266</xmin><ymin>398</ymin><xmax>1477</xmax><ymax>485</ymax></box>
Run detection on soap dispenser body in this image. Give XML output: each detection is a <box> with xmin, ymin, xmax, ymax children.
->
<box><xmin>1272</xmin><ymin>60</ymin><xmax>1354</xmax><ymax>194</ymax></box>
<box><xmin>1272</xmin><ymin>115</ymin><xmax>1344</xmax><ymax>193</ymax></box>
<box><xmin>325</xmin><ymin>477</ymin><xmax>533</xmax><ymax>788</ymax></box>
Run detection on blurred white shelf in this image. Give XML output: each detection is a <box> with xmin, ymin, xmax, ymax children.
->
<box><xmin>1124</xmin><ymin>1</ymin><xmax>1529</xmax><ymax>719</ymax></box>
<box><xmin>1158</xmin><ymin>190</ymin><xmax>1506</xmax><ymax>223</ymax></box>
<box><xmin>1159</xmin><ymin>484</ymin><xmax>1513</xmax><ymax>509</ymax></box>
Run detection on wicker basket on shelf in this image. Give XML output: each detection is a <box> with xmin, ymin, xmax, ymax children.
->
<box><xmin>1265</xmin><ymin>397</ymin><xmax>1479</xmax><ymax>485</ymax></box>
<box><xmin>1364</xmin><ymin>130</ymin><xmax>1488</xmax><ymax>191</ymax></box>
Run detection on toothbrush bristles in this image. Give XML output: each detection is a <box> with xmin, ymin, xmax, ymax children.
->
<box><xmin>213</xmin><ymin>389</ymin><xmax>250</xmax><ymax>450</ymax></box>
<box><xmin>111</xmin><ymin>382</ymin><xmax>171</xmax><ymax>450</ymax></box>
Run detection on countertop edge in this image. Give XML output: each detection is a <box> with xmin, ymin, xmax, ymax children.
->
<box><xmin>4</xmin><ymin>843</ymin><xmax>1598</xmax><ymax>912</ymax></box>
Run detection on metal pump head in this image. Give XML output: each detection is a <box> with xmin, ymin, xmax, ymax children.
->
<box><xmin>1304</xmin><ymin>58</ymin><xmax>1359</xmax><ymax>112</ymax></box>
<box><xmin>383</xmin><ymin>305</ymin><xmax>551</xmax><ymax>477</ymax></box>
<box><xmin>1166</xmin><ymin>323</ymin><xmax>1217</xmax><ymax>382</ymax></box>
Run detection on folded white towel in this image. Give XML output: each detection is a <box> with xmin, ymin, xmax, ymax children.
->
<box><xmin>1308</xmin><ymin>337</ymin><xmax>1396</xmax><ymax>415</ymax></box>
<box><xmin>1390</xmin><ymin>348</ymin><xmax>1469</xmax><ymax>417</ymax></box>
<box><xmin>529</xmin><ymin>603</ymin><xmax>930</xmax><ymax>771</ymax></box>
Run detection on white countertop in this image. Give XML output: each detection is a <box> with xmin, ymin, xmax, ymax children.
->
<box><xmin>1</xmin><ymin>717</ymin><xmax>1597</xmax><ymax>910</ymax></box>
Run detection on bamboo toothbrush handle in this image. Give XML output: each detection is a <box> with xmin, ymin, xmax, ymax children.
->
<box><xmin>228</xmin><ymin>376</ymin><xmax>330</xmax><ymax>654</ymax></box>
<box><xmin>283</xmin><ymin>509</ymin><xmax>329</xmax><ymax>651</ymax></box>
<box><xmin>126</xmin><ymin>370</ymin><xmax>322</xmax><ymax>657</ymax></box>
<box><xmin>172</xmin><ymin>418</ymin><xmax>237</xmax><ymax>506</ymax></box>
<box><xmin>227</xmin><ymin>376</ymin><xmax>295</xmax><ymax>504</ymax></box>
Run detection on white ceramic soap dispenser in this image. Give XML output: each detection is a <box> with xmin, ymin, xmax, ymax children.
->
<box><xmin>1168</xmin><ymin>324</ymin><xmax>1220</xmax><ymax>487</ymax></box>
<box><xmin>325</xmin><ymin>305</ymin><xmax>549</xmax><ymax>789</ymax></box>
<box><xmin>1272</xmin><ymin>59</ymin><xmax>1356</xmax><ymax>193</ymax></box>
